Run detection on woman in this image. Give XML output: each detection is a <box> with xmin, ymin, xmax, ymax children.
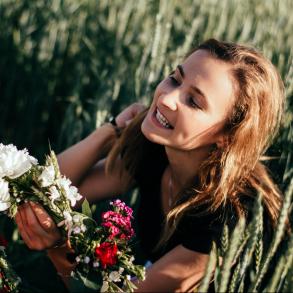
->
<box><xmin>15</xmin><ymin>39</ymin><xmax>284</xmax><ymax>292</ymax></box>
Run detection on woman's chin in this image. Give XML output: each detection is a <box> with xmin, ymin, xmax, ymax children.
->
<box><xmin>141</xmin><ymin>121</ymin><xmax>168</xmax><ymax>146</ymax></box>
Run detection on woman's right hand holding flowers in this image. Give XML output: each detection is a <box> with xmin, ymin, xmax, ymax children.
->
<box><xmin>15</xmin><ymin>201</ymin><xmax>62</xmax><ymax>250</ymax></box>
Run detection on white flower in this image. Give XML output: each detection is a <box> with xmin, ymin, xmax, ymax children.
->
<box><xmin>126</xmin><ymin>275</ymin><xmax>131</xmax><ymax>280</ymax></box>
<box><xmin>56</xmin><ymin>177</ymin><xmax>82</xmax><ymax>207</ymax></box>
<box><xmin>72</xmin><ymin>214</ymin><xmax>81</xmax><ymax>223</ymax></box>
<box><xmin>48</xmin><ymin>186</ymin><xmax>60</xmax><ymax>205</ymax></box>
<box><xmin>80</xmin><ymin>224</ymin><xmax>87</xmax><ymax>232</ymax></box>
<box><xmin>75</xmin><ymin>256</ymin><xmax>81</xmax><ymax>263</ymax></box>
<box><xmin>119</xmin><ymin>267</ymin><xmax>124</xmax><ymax>274</ymax></box>
<box><xmin>73</xmin><ymin>226</ymin><xmax>81</xmax><ymax>234</ymax></box>
<box><xmin>0</xmin><ymin>178</ymin><xmax>10</xmax><ymax>211</ymax></box>
<box><xmin>93</xmin><ymin>261</ymin><xmax>99</xmax><ymax>268</ymax></box>
<box><xmin>0</xmin><ymin>143</ymin><xmax>38</xmax><ymax>179</ymax></box>
<box><xmin>84</xmin><ymin>256</ymin><xmax>90</xmax><ymax>264</ymax></box>
<box><xmin>100</xmin><ymin>281</ymin><xmax>109</xmax><ymax>292</ymax></box>
<box><xmin>109</xmin><ymin>271</ymin><xmax>121</xmax><ymax>283</ymax></box>
<box><xmin>63</xmin><ymin>211</ymin><xmax>73</xmax><ymax>233</ymax></box>
<box><xmin>39</xmin><ymin>165</ymin><xmax>55</xmax><ymax>187</ymax></box>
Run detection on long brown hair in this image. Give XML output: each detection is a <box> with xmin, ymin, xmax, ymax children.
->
<box><xmin>105</xmin><ymin>39</ymin><xmax>285</xmax><ymax>248</ymax></box>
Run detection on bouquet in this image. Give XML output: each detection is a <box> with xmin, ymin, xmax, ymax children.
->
<box><xmin>0</xmin><ymin>247</ymin><xmax>20</xmax><ymax>293</ymax></box>
<box><xmin>0</xmin><ymin>143</ymin><xmax>145</xmax><ymax>292</ymax></box>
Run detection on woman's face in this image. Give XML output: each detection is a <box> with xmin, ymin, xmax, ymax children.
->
<box><xmin>141</xmin><ymin>49</ymin><xmax>235</xmax><ymax>151</ymax></box>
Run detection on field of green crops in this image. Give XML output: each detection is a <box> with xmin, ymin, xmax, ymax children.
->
<box><xmin>0</xmin><ymin>0</ymin><xmax>292</xmax><ymax>292</ymax></box>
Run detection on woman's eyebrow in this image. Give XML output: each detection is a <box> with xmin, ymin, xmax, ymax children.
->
<box><xmin>176</xmin><ymin>64</ymin><xmax>210</xmax><ymax>109</ymax></box>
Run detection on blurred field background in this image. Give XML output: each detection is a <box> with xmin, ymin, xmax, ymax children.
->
<box><xmin>0</xmin><ymin>0</ymin><xmax>292</xmax><ymax>292</ymax></box>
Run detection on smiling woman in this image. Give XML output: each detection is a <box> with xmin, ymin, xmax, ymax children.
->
<box><xmin>14</xmin><ymin>39</ymin><xmax>285</xmax><ymax>292</ymax></box>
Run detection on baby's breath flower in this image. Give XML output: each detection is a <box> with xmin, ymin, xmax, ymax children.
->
<box><xmin>73</xmin><ymin>214</ymin><xmax>81</xmax><ymax>223</ymax></box>
<box><xmin>119</xmin><ymin>267</ymin><xmax>124</xmax><ymax>274</ymax></box>
<box><xmin>84</xmin><ymin>256</ymin><xmax>90</xmax><ymax>264</ymax></box>
<box><xmin>73</xmin><ymin>226</ymin><xmax>81</xmax><ymax>234</ymax></box>
<box><xmin>80</xmin><ymin>224</ymin><xmax>87</xmax><ymax>232</ymax></box>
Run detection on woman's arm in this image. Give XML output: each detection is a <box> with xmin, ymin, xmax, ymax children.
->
<box><xmin>57</xmin><ymin>102</ymin><xmax>146</xmax><ymax>188</ymax></box>
<box><xmin>57</xmin><ymin>123</ymin><xmax>116</xmax><ymax>187</ymax></box>
<box><xmin>133</xmin><ymin>245</ymin><xmax>209</xmax><ymax>292</ymax></box>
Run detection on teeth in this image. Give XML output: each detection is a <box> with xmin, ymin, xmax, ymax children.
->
<box><xmin>156</xmin><ymin>108</ymin><xmax>172</xmax><ymax>129</ymax></box>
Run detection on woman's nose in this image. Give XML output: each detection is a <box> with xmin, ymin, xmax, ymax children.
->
<box><xmin>158</xmin><ymin>91</ymin><xmax>178</xmax><ymax>111</ymax></box>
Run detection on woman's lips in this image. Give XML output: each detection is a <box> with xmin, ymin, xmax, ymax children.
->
<box><xmin>151</xmin><ymin>107</ymin><xmax>173</xmax><ymax>130</ymax></box>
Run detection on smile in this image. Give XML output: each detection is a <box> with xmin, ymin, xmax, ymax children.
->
<box><xmin>153</xmin><ymin>108</ymin><xmax>174</xmax><ymax>129</ymax></box>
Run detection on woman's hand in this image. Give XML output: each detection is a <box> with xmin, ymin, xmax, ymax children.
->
<box><xmin>115</xmin><ymin>102</ymin><xmax>147</xmax><ymax>128</ymax></box>
<box><xmin>15</xmin><ymin>201</ymin><xmax>62</xmax><ymax>250</ymax></box>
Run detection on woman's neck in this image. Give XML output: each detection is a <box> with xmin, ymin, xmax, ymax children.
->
<box><xmin>165</xmin><ymin>144</ymin><xmax>214</xmax><ymax>193</ymax></box>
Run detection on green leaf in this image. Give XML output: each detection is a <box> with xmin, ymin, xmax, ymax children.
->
<box><xmin>82</xmin><ymin>199</ymin><xmax>93</xmax><ymax>219</ymax></box>
<box><xmin>68</xmin><ymin>270</ymin><xmax>101</xmax><ymax>293</ymax></box>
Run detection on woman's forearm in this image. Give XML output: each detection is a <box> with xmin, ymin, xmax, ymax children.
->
<box><xmin>47</xmin><ymin>242</ymin><xmax>77</xmax><ymax>289</ymax></box>
<box><xmin>57</xmin><ymin>123</ymin><xmax>116</xmax><ymax>187</ymax></box>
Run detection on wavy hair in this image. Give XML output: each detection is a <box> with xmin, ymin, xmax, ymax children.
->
<box><xmin>105</xmin><ymin>39</ymin><xmax>285</xmax><ymax>249</ymax></box>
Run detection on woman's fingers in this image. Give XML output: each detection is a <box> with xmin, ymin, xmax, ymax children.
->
<box><xmin>15</xmin><ymin>202</ymin><xmax>62</xmax><ymax>250</ymax></box>
<box><xmin>29</xmin><ymin>202</ymin><xmax>58</xmax><ymax>233</ymax></box>
<box><xmin>15</xmin><ymin>207</ymin><xmax>34</xmax><ymax>248</ymax></box>
<box><xmin>116</xmin><ymin>102</ymin><xmax>147</xmax><ymax>127</ymax></box>
<box><xmin>22</xmin><ymin>202</ymin><xmax>48</xmax><ymax>237</ymax></box>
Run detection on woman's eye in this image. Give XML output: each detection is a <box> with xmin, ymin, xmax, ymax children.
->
<box><xmin>188</xmin><ymin>96</ymin><xmax>201</xmax><ymax>110</ymax></box>
<box><xmin>168</xmin><ymin>76</ymin><xmax>180</xmax><ymax>86</ymax></box>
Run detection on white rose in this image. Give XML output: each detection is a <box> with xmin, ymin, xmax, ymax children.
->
<box><xmin>0</xmin><ymin>178</ymin><xmax>10</xmax><ymax>211</ymax></box>
<box><xmin>39</xmin><ymin>165</ymin><xmax>55</xmax><ymax>187</ymax></box>
<box><xmin>0</xmin><ymin>143</ymin><xmax>38</xmax><ymax>179</ymax></box>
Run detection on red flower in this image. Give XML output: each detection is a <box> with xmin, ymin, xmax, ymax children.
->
<box><xmin>94</xmin><ymin>242</ymin><xmax>118</xmax><ymax>269</ymax></box>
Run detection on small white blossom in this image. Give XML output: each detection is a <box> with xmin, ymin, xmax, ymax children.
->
<box><xmin>39</xmin><ymin>165</ymin><xmax>55</xmax><ymax>187</ymax></box>
<box><xmin>119</xmin><ymin>267</ymin><xmax>124</xmax><ymax>274</ymax></box>
<box><xmin>48</xmin><ymin>186</ymin><xmax>60</xmax><ymax>205</ymax></box>
<box><xmin>93</xmin><ymin>261</ymin><xmax>99</xmax><ymax>268</ymax></box>
<box><xmin>80</xmin><ymin>224</ymin><xmax>87</xmax><ymax>232</ymax></box>
<box><xmin>109</xmin><ymin>271</ymin><xmax>121</xmax><ymax>283</ymax></box>
<box><xmin>0</xmin><ymin>178</ymin><xmax>10</xmax><ymax>211</ymax></box>
<box><xmin>75</xmin><ymin>256</ymin><xmax>81</xmax><ymax>263</ymax></box>
<box><xmin>100</xmin><ymin>281</ymin><xmax>109</xmax><ymax>292</ymax></box>
<box><xmin>56</xmin><ymin>177</ymin><xmax>82</xmax><ymax>207</ymax></box>
<box><xmin>0</xmin><ymin>143</ymin><xmax>38</xmax><ymax>179</ymax></box>
<box><xmin>73</xmin><ymin>226</ymin><xmax>81</xmax><ymax>234</ymax></box>
<box><xmin>130</xmin><ymin>256</ymin><xmax>135</xmax><ymax>262</ymax></box>
<box><xmin>84</xmin><ymin>256</ymin><xmax>90</xmax><ymax>264</ymax></box>
<box><xmin>126</xmin><ymin>275</ymin><xmax>131</xmax><ymax>280</ymax></box>
<box><xmin>73</xmin><ymin>214</ymin><xmax>81</xmax><ymax>223</ymax></box>
<box><xmin>63</xmin><ymin>211</ymin><xmax>73</xmax><ymax>234</ymax></box>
